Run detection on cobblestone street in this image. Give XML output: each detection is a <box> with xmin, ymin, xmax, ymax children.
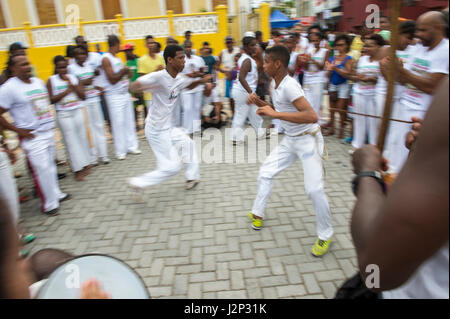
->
<box><xmin>11</xmin><ymin>114</ymin><xmax>359</xmax><ymax>299</ymax></box>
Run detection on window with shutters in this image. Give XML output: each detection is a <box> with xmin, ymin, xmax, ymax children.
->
<box><xmin>102</xmin><ymin>0</ymin><xmax>122</xmax><ymax>19</ymax></box>
<box><xmin>0</xmin><ymin>4</ymin><xmax>6</xmax><ymax>29</ymax></box>
<box><xmin>166</xmin><ymin>0</ymin><xmax>183</xmax><ymax>14</ymax></box>
<box><xmin>212</xmin><ymin>0</ymin><xmax>227</xmax><ymax>9</ymax></box>
<box><xmin>35</xmin><ymin>0</ymin><xmax>58</xmax><ymax>25</ymax></box>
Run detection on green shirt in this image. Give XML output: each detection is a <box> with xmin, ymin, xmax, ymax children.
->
<box><xmin>126</xmin><ymin>59</ymin><xmax>139</xmax><ymax>82</ymax></box>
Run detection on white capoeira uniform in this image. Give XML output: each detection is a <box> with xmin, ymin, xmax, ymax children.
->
<box><xmin>0</xmin><ymin>137</ymin><xmax>19</xmax><ymax>225</ymax></box>
<box><xmin>50</xmin><ymin>74</ymin><xmax>91</xmax><ymax>172</ymax></box>
<box><xmin>128</xmin><ymin>69</ymin><xmax>200</xmax><ymax>189</ymax></box>
<box><xmin>352</xmin><ymin>55</ymin><xmax>380</xmax><ymax>148</ymax></box>
<box><xmin>303</xmin><ymin>47</ymin><xmax>328</xmax><ymax>124</ymax></box>
<box><xmin>231</xmin><ymin>53</ymin><xmax>265</xmax><ymax>142</ymax></box>
<box><xmin>99</xmin><ymin>52</ymin><xmax>139</xmax><ymax>158</ymax></box>
<box><xmin>180</xmin><ymin>55</ymin><xmax>206</xmax><ymax>134</ymax></box>
<box><xmin>68</xmin><ymin>62</ymin><xmax>108</xmax><ymax>163</ymax></box>
<box><xmin>251</xmin><ymin>75</ymin><xmax>333</xmax><ymax>241</ymax></box>
<box><xmin>376</xmin><ymin>47</ymin><xmax>413</xmax><ymax>173</ymax></box>
<box><xmin>0</xmin><ymin>77</ymin><xmax>66</xmax><ymax>213</ymax></box>
<box><xmin>393</xmin><ymin>39</ymin><xmax>449</xmax><ymax>172</ymax></box>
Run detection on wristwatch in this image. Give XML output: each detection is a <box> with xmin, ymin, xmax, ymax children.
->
<box><xmin>352</xmin><ymin>171</ymin><xmax>386</xmax><ymax>196</ymax></box>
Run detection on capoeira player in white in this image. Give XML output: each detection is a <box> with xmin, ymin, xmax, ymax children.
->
<box><xmin>231</xmin><ymin>36</ymin><xmax>265</xmax><ymax>145</ymax></box>
<box><xmin>128</xmin><ymin>45</ymin><xmax>211</xmax><ymax>192</ymax></box>
<box><xmin>247</xmin><ymin>45</ymin><xmax>333</xmax><ymax>257</ymax></box>
<box><xmin>0</xmin><ymin>55</ymin><xmax>70</xmax><ymax>216</ymax></box>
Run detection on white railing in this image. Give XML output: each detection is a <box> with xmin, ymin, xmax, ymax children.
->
<box><xmin>173</xmin><ymin>14</ymin><xmax>218</xmax><ymax>36</ymax></box>
<box><xmin>0</xmin><ymin>30</ymin><xmax>29</xmax><ymax>51</ymax></box>
<box><xmin>123</xmin><ymin>18</ymin><xmax>170</xmax><ymax>40</ymax></box>
<box><xmin>31</xmin><ymin>25</ymin><xmax>78</xmax><ymax>47</ymax></box>
<box><xmin>82</xmin><ymin>22</ymin><xmax>120</xmax><ymax>43</ymax></box>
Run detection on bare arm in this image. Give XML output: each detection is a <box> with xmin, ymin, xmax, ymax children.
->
<box><xmin>238</xmin><ymin>59</ymin><xmax>253</xmax><ymax>94</ymax></box>
<box><xmin>399</xmin><ymin>68</ymin><xmax>447</xmax><ymax>94</ymax></box>
<box><xmin>46</xmin><ymin>78</ymin><xmax>73</xmax><ymax>104</ymax></box>
<box><xmin>102</xmin><ymin>58</ymin><xmax>128</xmax><ymax>85</ymax></box>
<box><xmin>351</xmin><ymin>77</ymin><xmax>449</xmax><ymax>291</ymax></box>
<box><xmin>0</xmin><ymin>107</ymin><xmax>34</xmax><ymax>139</ymax></box>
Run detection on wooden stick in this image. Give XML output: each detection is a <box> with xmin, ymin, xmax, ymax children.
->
<box><xmin>376</xmin><ymin>0</ymin><xmax>402</xmax><ymax>151</ymax></box>
<box><xmin>328</xmin><ymin>108</ymin><xmax>413</xmax><ymax>124</ymax></box>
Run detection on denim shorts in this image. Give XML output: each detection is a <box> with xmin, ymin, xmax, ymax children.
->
<box><xmin>328</xmin><ymin>82</ymin><xmax>350</xmax><ymax>99</ymax></box>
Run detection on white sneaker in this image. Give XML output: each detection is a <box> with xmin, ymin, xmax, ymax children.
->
<box><xmin>102</xmin><ymin>157</ymin><xmax>110</xmax><ymax>164</ymax></box>
<box><xmin>117</xmin><ymin>155</ymin><xmax>126</xmax><ymax>160</ymax></box>
<box><xmin>128</xmin><ymin>149</ymin><xmax>142</xmax><ymax>155</ymax></box>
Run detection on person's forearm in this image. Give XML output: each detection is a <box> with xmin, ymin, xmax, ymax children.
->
<box><xmin>351</xmin><ymin>177</ymin><xmax>386</xmax><ymax>261</ymax></box>
<box><xmin>272</xmin><ymin>110</ymin><xmax>317</xmax><ymax>124</ymax></box>
<box><xmin>107</xmin><ymin>70</ymin><xmax>126</xmax><ymax>85</ymax></box>
<box><xmin>239</xmin><ymin>77</ymin><xmax>252</xmax><ymax>94</ymax></box>
<box><xmin>50</xmin><ymin>88</ymin><xmax>72</xmax><ymax>104</ymax></box>
<box><xmin>400</xmin><ymin>69</ymin><xmax>436</xmax><ymax>94</ymax></box>
<box><xmin>0</xmin><ymin>115</ymin><xmax>20</xmax><ymax>134</ymax></box>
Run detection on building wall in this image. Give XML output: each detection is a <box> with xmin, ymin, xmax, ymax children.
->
<box><xmin>126</xmin><ymin>0</ymin><xmax>162</xmax><ymax>17</ymax></box>
<box><xmin>189</xmin><ymin>0</ymin><xmax>208</xmax><ymax>13</ymax></box>
<box><xmin>61</xmin><ymin>0</ymin><xmax>98</xmax><ymax>22</ymax></box>
<box><xmin>6</xmin><ymin>0</ymin><xmax>28</xmax><ymax>27</ymax></box>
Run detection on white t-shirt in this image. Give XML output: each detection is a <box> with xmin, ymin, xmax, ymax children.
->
<box><xmin>0</xmin><ymin>77</ymin><xmax>54</xmax><ymax>132</ymax></box>
<box><xmin>383</xmin><ymin>241</ymin><xmax>449</xmax><ymax>299</ymax></box>
<box><xmin>181</xmin><ymin>55</ymin><xmax>206</xmax><ymax>93</ymax></box>
<box><xmin>297</xmin><ymin>36</ymin><xmax>309</xmax><ymax>54</ymax></box>
<box><xmin>270</xmin><ymin>75</ymin><xmax>317</xmax><ymax>136</ymax></box>
<box><xmin>202</xmin><ymin>86</ymin><xmax>220</xmax><ymax>116</ymax></box>
<box><xmin>375</xmin><ymin>46</ymin><xmax>415</xmax><ymax>98</ymax></box>
<box><xmin>137</xmin><ymin>69</ymin><xmax>197</xmax><ymax>131</ymax></box>
<box><xmin>354</xmin><ymin>55</ymin><xmax>380</xmax><ymax>96</ymax></box>
<box><xmin>49</xmin><ymin>74</ymin><xmax>81</xmax><ymax>112</ymax></box>
<box><xmin>288</xmin><ymin>51</ymin><xmax>299</xmax><ymax>77</ymax></box>
<box><xmin>304</xmin><ymin>47</ymin><xmax>328</xmax><ymax>84</ymax></box>
<box><xmin>234</xmin><ymin>53</ymin><xmax>258</xmax><ymax>93</ymax></box>
<box><xmin>99</xmin><ymin>52</ymin><xmax>129</xmax><ymax>95</ymax></box>
<box><xmin>68</xmin><ymin>62</ymin><xmax>100</xmax><ymax>102</ymax></box>
<box><xmin>220</xmin><ymin>47</ymin><xmax>241</xmax><ymax>71</ymax></box>
<box><xmin>400</xmin><ymin>39</ymin><xmax>449</xmax><ymax>111</ymax></box>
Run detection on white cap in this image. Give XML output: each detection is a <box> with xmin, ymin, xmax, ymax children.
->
<box><xmin>243</xmin><ymin>31</ymin><xmax>256</xmax><ymax>38</ymax></box>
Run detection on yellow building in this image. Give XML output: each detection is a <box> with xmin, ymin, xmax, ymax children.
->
<box><xmin>0</xmin><ymin>1</ymin><xmax>270</xmax><ymax>80</ymax></box>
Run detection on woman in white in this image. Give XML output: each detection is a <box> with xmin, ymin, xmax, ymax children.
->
<box><xmin>231</xmin><ymin>36</ymin><xmax>265</xmax><ymax>144</ymax></box>
<box><xmin>377</xmin><ymin>21</ymin><xmax>416</xmax><ymax>173</ymax></box>
<box><xmin>303</xmin><ymin>32</ymin><xmax>330</xmax><ymax>124</ymax></box>
<box><xmin>100</xmin><ymin>35</ymin><xmax>140</xmax><ymax>160</ymax></box>
<box><xmin>68</xmin><ymin>46</ymin><xmax>109</xmax><ymax>165</ymax></box>
<box><xmin>351</xmin><ymin>34</ymin><xmax>384</xmax><ymax>149</ymax></box>
<box><xmin>180</xmin><ymin>40</ymin><xmax>206</xmax><ymax>135</ymax></box>
<box><xmin>47</xmin><ymin>55</ymin><xmax>91</xmax><ymax>181</ymax></box>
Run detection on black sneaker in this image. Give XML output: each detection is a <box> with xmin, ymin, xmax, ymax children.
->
<box><xmin>58</xmin><ymin>173</ymin><xmax>66</xmax><ymax>180</ymax></box>
<box><xmin>60</xmin><ymin>194</ymin><xmax>72</xmax><ymax>202</ymax></box>
<box><xmin>44</xmin><ymin>208</ymin><xmax>60</xmax><ymax>216</ymax></box>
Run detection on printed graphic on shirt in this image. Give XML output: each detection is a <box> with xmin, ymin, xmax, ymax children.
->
<box><xmin>76</xmin><ymin>72</ymin><xmax>99</xmax><ymax>99</ymax></box>
<box><xmin>27</xmin><ymin>88</ymin><xmax>53</xmax><ymax>124</ymax></box>
<box><xmin>55</xmin><ymin>84</ymin><xmax>80</xmax><ymax>109</ymax></box>
<box><xmin>404</xmin><ymin>58</ymin><xmax>430</xmax><ymax>104</ymax></box>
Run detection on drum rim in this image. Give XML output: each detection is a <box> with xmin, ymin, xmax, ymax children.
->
<box><xmin>38</xmin><ymin>253</ymin><xmax>150</xmax><ymax>299</ymax></box>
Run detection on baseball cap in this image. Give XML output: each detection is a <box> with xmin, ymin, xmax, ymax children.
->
<box><xmin>225</xmin><ymin>36</ymin><xmax>234</xmax><ymax>43</ymax></box>
<box><xmin>9</xmin><ymin>42</ymin><xmax>28</xmax><ymax>52</ymax></box>
<box><xmin>121</xmin><ymin>43</ymin><xmax>134</xmax><ymax>51</ymax></box>
<box><xmin>243</xmin><ymin>31</ymin><xmax>256</xmax><ymax>38</ymax></box>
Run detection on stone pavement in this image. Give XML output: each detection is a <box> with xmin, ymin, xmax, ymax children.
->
<box><xmin>12</xmin><ymin>117</ymin><xmax>359</xmax><ymax>299</ymax></box>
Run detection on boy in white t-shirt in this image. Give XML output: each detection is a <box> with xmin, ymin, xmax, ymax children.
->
<box><xmin>247</xmin><ymin>45</ymin><xmax>333</xmax><ymax>257</ymax></box>
<box><xmin>128</xmin><ymin>45</ymin><xmax>211</xmax><ymax>191</ymax></box>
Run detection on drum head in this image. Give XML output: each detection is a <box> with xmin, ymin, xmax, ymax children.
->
<box><xmin>37</xmin><ymin>254</ymin><xmax>149</xmax><ymax>299</ymax></box>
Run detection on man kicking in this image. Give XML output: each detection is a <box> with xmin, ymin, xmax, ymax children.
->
<box><xmin>247</xmin><ymin>45</ymin><xmax>333</xmax><ymax>257</ymax></box>
<box><xmin>128</xmin><ymin>45</ymin><xmax>211</xmax><ymax>192</ymax></box>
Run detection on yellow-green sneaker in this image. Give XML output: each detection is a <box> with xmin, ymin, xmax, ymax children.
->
<box><xmin>247</xmin><ymin>212</ymin><xmax>262</xmax><ymax>230</ymax></box>
<box><xmin>311</xmin><ymin>238</ymin><xmax>332</xmax><ymax>257</ymax></box>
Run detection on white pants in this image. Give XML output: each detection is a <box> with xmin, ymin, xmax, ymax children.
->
<box><xmin>252</xmin><ymin>131</ymin><xmax>333</xmax><ymax>240</ymax></box>
<box><xmin>0</xmin><ymin>149</ymin><xmax>19</xmax><ymax>225</ymax></box>
<box><xmin>129</xmin><ymin>126</ymin><xmax>200</xmax><ymax>188</ymax></box>
<box><xmin>57</xmin><ymin>108</ymin><xmax>91</xmax><ymax>172</ymax></box>
<box><xmin>304</xmin><ymin>82</ymin><xmax>324</xmax><ymax>123</ymax></box>
<box><xmin>85</xmin><ymin>99</ymin><xmax>108</xmax><ymax>162</ymax></box>
<box><xmin>231</xmin><ymin>89</ymin><xmax>265</xmax><ymax>142</ymax></box>
<box><xmin>352</xmin><ymin>93</ymin><xmax>379</xmax><ymax>148</ymax></box>
<box><xmin>181</xmin><ymin>90</ymin><xmax>203</xmax><ymax>134</ymax></box>
<box><xmin>384</xmin><ymin>99</ymin><xmax>426</xmax><ymax>173</ymax></box>
<box><xmin>105</xmin><ymin>93</ymin><xmax>139</xmax><ymax>158</ymax></box>
<box><xmin>20</xmin><ymin>130</ymin><xmax>65</xmax><ymax>213</ymax></box>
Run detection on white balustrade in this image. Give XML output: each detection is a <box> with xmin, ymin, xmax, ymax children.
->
<box><xmin>31</xmin><ymin>26</ymin><xmax>78</xmax><ymax>48</ymax></box>
<box><xmin>0</xmin><ymin>30</ymin><xmax>29</xmax><ymax>51</ymax></box>
<box><xmin>123</xmin><ymin>18</ymin><xmax>169</xmax><ymax>40</ymax></box>
<box><xmin>82</xmin><ymin>23</ymin><xmax>120</xmax><ymax>43</ymax></box>
<box><xmin>174</xmin><ymin>15</ymin><xmax>218</xmax><ymax>36</ymax></box>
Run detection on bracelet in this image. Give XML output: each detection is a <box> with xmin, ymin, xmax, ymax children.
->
<box><xmin>352</xmin><ymin>171</ymin><xmax>386</xmax><ymax>196</ymax></box>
